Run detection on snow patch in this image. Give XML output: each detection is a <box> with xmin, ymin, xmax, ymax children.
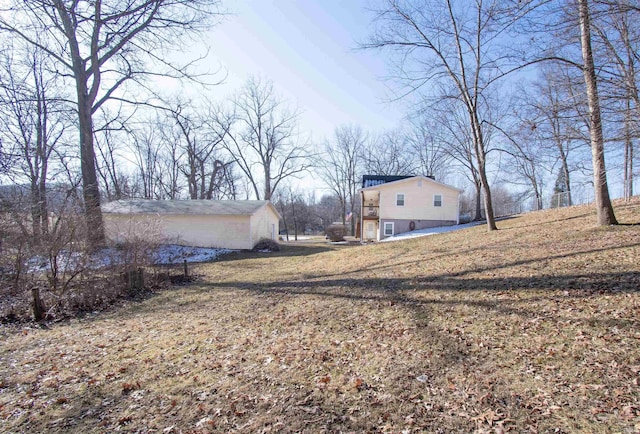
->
<box><xmin>380</xmin><ymin>221</ymin><xmax>483</xmax><ymax>242</ymax></box>
<box><xmin>26</xmin><ymin>245</ymin><xmax>233</xmax><ymax>272</ymax></box>
<box><xmin>153</xmin><ymin>245</ymin><xmax>233</xmax><ymax>264</ymax></box>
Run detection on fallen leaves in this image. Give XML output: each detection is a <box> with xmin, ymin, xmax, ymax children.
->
<box><xmin>1</xmin><ymin>200</ymin><xmax>640</xmax><ymax>432</ymax></box>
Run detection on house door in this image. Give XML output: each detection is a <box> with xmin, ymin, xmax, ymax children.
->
<box><xmin>365</xmin><ymin>222</ymin><xmax>375</xmax><ymax>240</ymax></box>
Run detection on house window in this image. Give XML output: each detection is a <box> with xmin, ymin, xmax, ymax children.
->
<box><xmin>396</xmin><ymin>193</ymin><xmax>405</xmax><ymax>206</ymax></box>
<box><xmin>434</xmin><ymin>194</ymin><xmax>443</xmax><ymax>207</ymax></box>
<box><xmin>384</xmin><ymin>222</ymin><xmax>394</xmax><ymax>236</ymax></box>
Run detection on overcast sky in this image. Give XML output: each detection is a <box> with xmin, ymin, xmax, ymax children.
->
<box><xmin>200</xmin><ymin>0</ymin><xmax>407</xmax><ymax>143</ymax></box>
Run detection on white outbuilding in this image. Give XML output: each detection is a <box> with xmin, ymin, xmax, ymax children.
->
<box><xmin>102</xmin><ymin>199</ymin><xmax>281</xmax><ymax>250</ymax></box>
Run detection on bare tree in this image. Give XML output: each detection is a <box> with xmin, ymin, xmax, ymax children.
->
<box><xmin>155</xmin><ymin>117</ymin><xmax>184</xmax><ymax>199</ymax></box>
<box><xmin>405</xmin><ymin>115</ymin><xmax>451</xmax><ymax>181</ymax></box>
<box><xmin>318</xmin><ymin>125</ymin><xmax>366</xmax><ymax>234</ymax></box>
<box><xmin>495</xmin><ymin>120</ymin><xmax>547</xmax><ymax>211</ymax></box>
<box><xmin>220</xmin><ymin>77</ymin><xmax>312</xmax><ymax>200</ymax></box>
<box><xmin>438</xmin><ymin>101</ymin><xmax>485</xmax><ymax>221</ymax></box>
<box><xmin>578</xmin><ymin>0</ymin><xmax>618</xmax><ymax>225</ymax></box>
<box><xmin>165</xmin><ymin>100</ymin><xmax>231</xmax><ymax>200</ymax></box>
<box><xmin>0</xmin><ymin>0</ymin><xmax>225</xmax><ymax>247</ymax></box>
<box><xmin>94</xmin><ymin>108</ymin><xmax>136</xmax><ymax>201</ymax></box>
<box><xmin>0</xmin><ymin>46</ymin><xmax>71</xmax><ymax>237</ymax></box>
<box><xmin>591</xmin><ymin>0</ymin><xmax>640</xmax><ymax>200</ymax></box>
<box><xmin>522</xmin><ymin>65</ymin><xmax>593</xmax><ymax>208</ymax></box>
<box><xmin>274</xmin><ymin>184</ymin><xmax>313</xmax><ymax>241</ymax></box>
<box><xmin>365</xmin><ymin>0</ymin><xmax>541</xmax><ymax>230</ymax></box>
<box><xmin>129</xmin><ymin>122</ymin><xmax>163</xmax><ymax>199</ymax></box>
<box><xmin>363</xmin><ymin>130</ymin><xmax>417</xmax><ymax>176</ymax></box>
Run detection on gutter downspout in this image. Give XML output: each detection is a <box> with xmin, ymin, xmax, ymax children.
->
<box><xmin>456</xmin><ymin>191</ymin><xmax>461</xmax><ymax>225</ymax></box>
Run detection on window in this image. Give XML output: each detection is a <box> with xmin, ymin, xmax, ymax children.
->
<box><xmin>434</xmin><ymin>194</ymin><xmax>442</xmax><ymax>207</ymax></box>
<box><xmin>396</xmin><ymin>193</ymin><xmax>405</xmax><ymax>206</ymax></box>
<box><xmin>384</xmin><ymin>222</ymin><xmax>394</xmax><ymax>236</ymax></box>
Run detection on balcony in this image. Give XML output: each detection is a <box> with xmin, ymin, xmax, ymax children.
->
<box><xmin>363</xmin><ymin>205</ymin><xmax>379</xmax><ymax>219</ymax></box>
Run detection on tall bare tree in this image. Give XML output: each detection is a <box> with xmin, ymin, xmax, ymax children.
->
<box><xmin>365</xmin><ymin>0</ymin><xmax>537</xmax><ymax>231</ymax></box>
<box><xmin>0</xmin><ymin>46</ymin><xmax>71</xmax><ymax>237</ymax></box>
<box><xmin>405</xmin><ymin>115</ymin><xmax>451</xmax><ymax>181</ymax></box>
<box><xmin>165</xmin><ymin>101</ymin><xmax>231</xmax><ymax>200</ymax></box>
<box><xmin>129</xmin><ymin>121</ymin><xmax>163</xmax><ymax>199</ymax></box>
<box><xmin>0</xmin><ymin>0</ymin><xmax>224</xmax><ymax>246</ymax></box>
<box><xmin>318</xmin><ymin>125</ymin><xmax>366</xmax><ymax>234</ymax></box>
<box><xmin>445</xmin><ymin>106</ymin><xmax>485</xmax><ymax>221</ymax></box>
<box><xmin>220</xmin><ymin>77</ymin><xmax>312</xmax><ymax>201</ymax></box>
<box><xmin>522</xmin><ymin>66</ymin><xmax>591</xmax><ymax>208</ymax></box>
<box><xmin>364</xmin><ymin>130</ymin><xmax>417</xmax><ymax>176</ymax></box>
<box><xmin>591</xmin><ymin>0</ymin><xmax>640</xmax><ymax>200</ymax></box>
<box><xmin>578</xmin><ymin>0</ymin><xmax>618</xmax><ymax>225</ymax></box>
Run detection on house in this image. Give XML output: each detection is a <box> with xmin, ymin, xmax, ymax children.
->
<box><xmin>102</xmin><ymin>199</ymin><xmax>281</xmax><ymax>250</ymax></box>
<box><xmin>359</xmin><ymin>175</ymin><xmax>462</xmax><ymax>241</ymax></box>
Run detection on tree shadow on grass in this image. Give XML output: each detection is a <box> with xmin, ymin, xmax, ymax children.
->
<box><xmin>298</xmin><ymin>240</ymin><xmax>640</xmax><ymax>283</ymax></box>
<box><xmin>499</xmin><ymin>211</ymin><xmax>594</xmax><ymax>229</ymax></box>
<box><xmin>194</xmin><ymin>269</ymin><xmax>639</xmax><ymax>330</ymax></box>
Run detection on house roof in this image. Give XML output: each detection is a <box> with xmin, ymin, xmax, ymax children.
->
<box><xmin>359</xmin><ymin>175</ymin><xmax>463</xmax><ymax>193</ymax></box>
<box><xmin>102</xmin><ymin>199</ymin><xmax>280</xmax><ymax>218</ymax></box>
<box><xmin>361</xmin><ymin>175</ymin><xmax>414</xmax><ymax>188</ymax></box>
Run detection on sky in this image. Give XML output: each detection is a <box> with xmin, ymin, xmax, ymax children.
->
<box><xmin>199</xmin><ymin>0</ymin><xmax>407</xmax><ymax>144</ymax></box>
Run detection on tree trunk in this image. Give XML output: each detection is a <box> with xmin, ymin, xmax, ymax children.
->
<box><xmin>55</xmin><ymin>1</ymin><xmax>105</xmax><ymax>247</ymax></box>
<box><xmin>78</xmin><ymin>95</ymin><xmax>105</xmax><ymax>247</ymax></box>
<box><xmin>474</xmin><ymin>180</ymin><xmax>483</xmax><ymax>221</ymax></box>
<box><xmin>578</xmin><ymin>0</ymin><xmax>618</xmax><ymax>226</ymax></box>
<box><xmin>479</xmin><ymin>167</ymin><xmax>498</xmax><ymax>230</ymax></box>
<box><xmin>561</xmin><ymin>154</ymin><xmax>572</xmax><ymax>207</ymax></box>
<box><xmin>472</xmin><ymin>119</ymin><xmax>497</xmax><ymax>230</ymax></box>
<box><xmin>624</xmin><ymin>96</ymin><xmax>632</xmax><ymax>201</ymax></box>
<box><xmin>31</xmin><ymin>182</ymin><xmax>42</xmax><ymax>239</ymax></box>
<box><xmin>263</xmin><ymin>169</ymin><xmax>271</xmax><ymax>201</ymax></box>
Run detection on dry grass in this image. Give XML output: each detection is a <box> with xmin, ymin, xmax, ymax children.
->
<box><xmin>1</xmin><ymin>199</ymin><xmax>640</xmax><ymax>433</ymax></box>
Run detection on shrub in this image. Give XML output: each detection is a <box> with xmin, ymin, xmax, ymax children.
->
<box><xmin>253</xmin><ymin>238</ymin><xmax>280</xmax><ymax>252</ymax></box>
<box><xmin>325</xmin><ymin>224</ymin><xmax>347</xmax><ymax>242</ymax></box>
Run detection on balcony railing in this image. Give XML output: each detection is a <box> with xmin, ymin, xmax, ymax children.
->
<box><xmin>363</xmin><ymin>205</ymin><xmax>379</xmax><ymax>219</ymax></box>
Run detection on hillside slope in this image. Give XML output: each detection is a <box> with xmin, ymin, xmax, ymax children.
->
<box><xmin>1</xmin><ymin>199</ymin><xmax>639</xmax><ymax>433</ymax></box>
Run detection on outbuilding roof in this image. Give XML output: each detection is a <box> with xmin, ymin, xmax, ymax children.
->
<box><xmin>102</xmin><ymin>199</ymin><xmax>278</xmax><ymax>217</ymax></box>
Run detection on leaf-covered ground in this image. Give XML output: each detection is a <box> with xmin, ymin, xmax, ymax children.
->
<box><xmin>1</xmin><ymin>200</ymin><xmax>639</xmax><ymax>433</ymax></box>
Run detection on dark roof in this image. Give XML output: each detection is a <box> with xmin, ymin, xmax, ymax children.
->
<box><xmin>361</xmin><ymin>175</ymin><xmax>414</xmax><ymax>188</ymax></box>
<box><xmin>102</xmin><ymin>199</ymin><xmax>275</xmax><ymax>216</ymax></box>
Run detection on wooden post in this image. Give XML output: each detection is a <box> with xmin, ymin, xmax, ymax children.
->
<box><xmin>136</xmin><ymin>268</ymin><xmax>144</xmax><ymax>290</ymax></box>
<box><xmin>183</xmin><ymin>260</ymin><xmax>188</xmax><ymax>278</ymax></box>
<box><xmin>125</xmin><ymin>268</ymin><xmax>144</xmax><ymax>292</ymax></box>
<box><xmin>32</xmin><ymin>287</ymin><xmax>44</xmax><ymax>321</ymax></box>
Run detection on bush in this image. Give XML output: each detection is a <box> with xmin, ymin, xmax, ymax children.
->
<box><xmin>253</xmin><ymin>238</ymin><xmax>280</xmax><ymax>252</ymax></box>
<box><xmin>325</xmin><ymin>224</ymin><xmax>347</xmax><ymax>242</ymax></box>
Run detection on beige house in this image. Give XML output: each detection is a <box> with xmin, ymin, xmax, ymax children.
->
<box><xmin>102</xmin><ymin>200</ymin><xmax>281</xmax><ymax>250</ymax></box>
<box><xmin>359</xmin><ymin>175</ymin><xmax>462</xmax><ymax>241</ymax></box>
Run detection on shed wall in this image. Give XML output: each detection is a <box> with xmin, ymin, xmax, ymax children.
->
<box><xmin>104</xmin><ymin>213</ymin><xmax>253</xmax><ymax>249</ymax></box>
<box><xmin>250</xmin><ymin>206</ymin><xmax>279</xmax><ymax>245</ymax></box>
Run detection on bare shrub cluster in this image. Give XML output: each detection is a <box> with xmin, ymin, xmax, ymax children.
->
<box><xmin>0</xmin><ymin>192</ymin><xmax>164</xmax><ymax>323</ymax></box>
<box><xmin>253</xmin><ymin>237</ymin><xmax>280</xmax><ymax>252</ymax></box>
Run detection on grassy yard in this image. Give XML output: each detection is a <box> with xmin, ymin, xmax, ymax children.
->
<box><xmin>1</xmin><ymin>200</ymin><xmax>639</xmax><ymax>433</ymax></box>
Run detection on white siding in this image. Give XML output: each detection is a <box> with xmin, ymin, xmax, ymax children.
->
<box><xmin>378</xmin><ymin>178</ymin><xmax>459</xmax><ymax>222</ymax></box>
<box><xmin>250</xmin><ymin>204</ymin><xmax>280</xmax><ymax>245</ymax></box>
<box><xmin>105</xmin><ymin>213</ymin><xmax>254</xmax><ymax>249</ymax></box>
